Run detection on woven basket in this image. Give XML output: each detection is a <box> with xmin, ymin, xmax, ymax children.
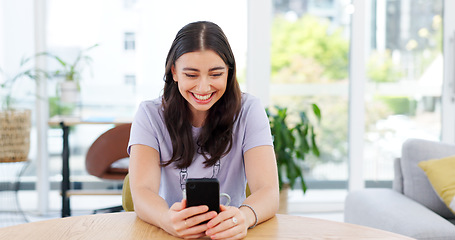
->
<box><xmin>0</xmin><ymin>109</ymin><xmax>31</xmax><ymax>162</ymax></box>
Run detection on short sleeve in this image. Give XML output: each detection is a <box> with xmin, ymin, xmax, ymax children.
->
<box><xmin>127</xmin><ymin>100</ymin><xmax>161</xmax><ymax>155</ymax></box>
<box><xmin>239</xmin><ymin>94</ymin><xmax>273</xmax><ymax>153</ymax></box>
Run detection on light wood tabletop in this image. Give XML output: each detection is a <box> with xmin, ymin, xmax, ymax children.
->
<box><xmin>0</xmin><ymin>212</ymin><xmax>414</xmax><ymax>239</ymax></box>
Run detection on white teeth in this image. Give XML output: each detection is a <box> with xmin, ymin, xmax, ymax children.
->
<box><xmin>193</xmin><ymin>93</ymin><xmax>212</xmax><ymax>101</ymax></box>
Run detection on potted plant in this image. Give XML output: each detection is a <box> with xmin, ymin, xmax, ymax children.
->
<box><xmin>0</xmin><ymin>55</ymin><xmax>47</xmax><ymax>162</ymax></box>
<box><xmin>266</xmin><ymin>104</ymin><xmax>321</xmax><ymax>213</ymax></box>
<box><xmin>45</xmin><ymin>44</ymin><xmax>98</xmax><ymax>104</ymax></box>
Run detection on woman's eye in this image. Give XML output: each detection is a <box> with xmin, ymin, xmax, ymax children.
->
<box><xmin>211</xmin><ymin>73</ymin><xmax>224</xmax><ymax>77</ymax></box>
<box><xmin>185</xmin><ymin>73</ymin><xmax>198</xmax><ymax>78</ymax></box>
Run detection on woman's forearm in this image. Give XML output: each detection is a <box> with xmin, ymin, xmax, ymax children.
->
<box><xmin>133</xmin><ymin>187</ymin><xmax>171</xmax><ymax>228</ymax></box>
<box><xmin>241</xmin><ymin>185</ymin><xmax>279</xmax><ymax>228</ymax></box>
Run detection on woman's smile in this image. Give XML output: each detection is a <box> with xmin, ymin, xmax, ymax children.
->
<box><xmin>192</xmin><ymin>92</ymin><xmax>215</xmax><ymax>102</ymax></box>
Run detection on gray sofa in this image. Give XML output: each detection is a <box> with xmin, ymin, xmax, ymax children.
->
<box><xmin>344</xmin><ymin>138</ymin><xmax>455</xmax><ymax>240</ymax></box>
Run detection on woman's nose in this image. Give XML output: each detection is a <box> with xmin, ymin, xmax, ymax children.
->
<box><xmin>196</xmin><ymin>77</ymin><xmax>211</xmax><ymax>92</ymax></box>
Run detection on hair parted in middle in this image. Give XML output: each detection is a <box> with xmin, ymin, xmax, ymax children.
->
<box><xmin>161</xmin><ymin>21</ymin><xmax>242</xmax><ymax>169</ymax></box>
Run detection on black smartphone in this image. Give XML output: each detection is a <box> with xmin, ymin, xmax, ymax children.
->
<box><xmin>186</xmin><ymin>178</ymin><xmax>220</xmax><ymax>213</ymax></box>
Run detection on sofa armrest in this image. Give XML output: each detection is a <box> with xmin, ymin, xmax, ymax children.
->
<box><xmin>344</xmin><ymin>188</ymin><xmax>455</xmax><ymax>240</ymax></box>
<box><xmin>401</xmin><ymin>139</ymin><xmax>455</xmax><ymax>218</ymax></box>
<box><xmin>393</xmin><ymin>157</ymin><xmax>403</xmax><ymax>193</ymax></box>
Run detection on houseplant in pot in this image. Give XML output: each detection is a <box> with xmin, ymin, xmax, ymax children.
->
<box><xmin>266</xmin><ymin>104</ymin><xmax>321</xmax><ymax>213</ymax></box>
<box><xmin>0</xmin><ymin>55</ymin><xmax>47</xmax><ymax>162</ymax></box>
<box><xmin>45</xmin><ymin>44</ymin><xmax>98</xmax><ymax>106</ymax></box>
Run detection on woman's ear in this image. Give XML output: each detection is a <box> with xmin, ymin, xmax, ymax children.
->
<box><xmin>171</xmin><ymin>65</ymin><xmax>178</xmax><ymax>82</ymax></box>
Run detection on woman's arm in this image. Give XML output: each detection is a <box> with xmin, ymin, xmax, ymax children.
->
<box><xmin>129</xmin><ymin>144</ymin><xmax>216</xmax><ymax>238</ymax></box>
<box><xmin>128</xmin><ymin>144</ymin><xmax>166</xmax><ymax>225</ymax></box>
<box><xmin>205</xmin><ymin>145</ymin><xmax>279</xmax><ymax>239</ymax></box>
<box><xmin>241</xmin><ymin>145</ymin><xmax>280</xmax><ymax>226</ymax></box>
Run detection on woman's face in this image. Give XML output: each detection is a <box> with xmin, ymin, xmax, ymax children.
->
<box><xmin>172</xmin><ymin>50</ymin><xmax>228</xmax><ymax>125</ymax></box>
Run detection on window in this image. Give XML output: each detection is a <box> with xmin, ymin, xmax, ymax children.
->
<box><xmin>271</xmin><ymin>0</ymin><xmax>351</xmax><ymax>188</ymax></box>
<box><xmin>270</xmin><ymin>0</ymin><xmax>443</xmax><ymax>189</ymax></box>
<box><xmin>363</xmin><ymin>0</ymin><xmax>443</xmax><ymax>181</ymax></box>
<box><xmin>124</xmin><ymin>32</ymin><xmax>135</xmax><ymax>51</ymax></box>
<box><xmin>124</xmin><ymin>74</ymin><xmax>136</xmax><ymax>86</ymax></box>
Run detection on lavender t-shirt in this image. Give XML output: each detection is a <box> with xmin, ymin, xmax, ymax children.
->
<box><xmin>128</xmin><ymin>93</ymin><xmax>273</xmax><ymax>207</ymax></box>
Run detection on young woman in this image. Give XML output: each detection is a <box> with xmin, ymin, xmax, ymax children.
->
<box><xmin>128</xmin><ymin>21</ymin><xmax>279</xmax><ymax>239</ymax></box>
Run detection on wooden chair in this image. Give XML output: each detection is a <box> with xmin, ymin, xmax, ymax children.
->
<box><xmin>85</xmin><ymin>123</ymin><xmax>131</xmax><ymax>213</ymax></box>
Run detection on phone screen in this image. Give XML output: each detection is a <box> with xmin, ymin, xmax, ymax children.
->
<box><xmin>186</xmin><ymin>178</ymin><xmax>220</xmax><ymax>213</ymax></box>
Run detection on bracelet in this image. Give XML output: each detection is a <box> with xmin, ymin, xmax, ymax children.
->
<box><xmin>239</xmin><ymin>204</ymin><xmax>258</xmax><ymax>229</ymax></box>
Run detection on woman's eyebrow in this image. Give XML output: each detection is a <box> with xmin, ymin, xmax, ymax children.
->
<box><xmin>182</xmin><ymin>67</ymin><xmax>199</xmax><ymax>72</ymax></box>
<box><xmin>209</xmin><ymin>66</ymin><xmax>226</xmax><ymax>71</ymax></box>
<box><xmin>182</xmin><ymin>66</ymin><xmax>226</xmax><ymax>72</ymax></box>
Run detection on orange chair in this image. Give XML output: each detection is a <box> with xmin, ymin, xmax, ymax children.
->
<box><xmin>85</xmin><ymin>123</ymin><xmax>131</xmax><ymax>213</ymax></box>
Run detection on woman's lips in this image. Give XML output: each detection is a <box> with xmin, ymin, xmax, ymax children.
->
<box><xmin>192</xmin><ymin>92</ymin><xmax>214</xmax><ymax>103</ymax></box>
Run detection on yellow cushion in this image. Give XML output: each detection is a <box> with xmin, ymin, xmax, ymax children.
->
<box><xmin>122</xmin><ymin>174</ymin><xmax>135</xmax><ymax>212</ymax></box>
<box><xmin>418</xmin><ymin>156</ymin><xmax>455</xmax><ymax>214</ymax></box>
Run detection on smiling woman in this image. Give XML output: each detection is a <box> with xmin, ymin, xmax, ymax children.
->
<box><xmin>127</xmin><ymin>21</ymin><xmax>279</xmax><ymax>239</ymax></box>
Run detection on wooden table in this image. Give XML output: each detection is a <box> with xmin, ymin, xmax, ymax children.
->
<box><xmin>48</xmin><ymin>116</ymin><xmax>132</xmax><ymax>217</ymax></box>
<box><xmin>0</xmin><ymin>212</ymin><xmax>414</xmax><ymax>239</ymax></box>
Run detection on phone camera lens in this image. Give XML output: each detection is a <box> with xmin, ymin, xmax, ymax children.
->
<box><xmin>189</xmin><ymin>183</ymin><xmax>196</xmax><ymax>190</ymax></box>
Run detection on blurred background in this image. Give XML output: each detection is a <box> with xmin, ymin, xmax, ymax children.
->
<box><xmin>0</xmin><ymin>0</ymin><xmax>453</xmax><ymax>222</ymax></box>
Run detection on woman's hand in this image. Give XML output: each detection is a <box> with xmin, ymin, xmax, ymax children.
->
<box><xmin>205</xmin><ymin>205</ymin><xmax>248</xmax><ymax>240</ymax></box>
<box><xmin>160</xmin><ymin>199</ymin><xmax>218</xmax><ymax>239</ymax></box>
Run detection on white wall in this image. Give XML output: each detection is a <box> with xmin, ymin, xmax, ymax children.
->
<box><xmin>0</xmin><ymin>0</ymin><xmax>35</xmax><ymax>73</ymax></box>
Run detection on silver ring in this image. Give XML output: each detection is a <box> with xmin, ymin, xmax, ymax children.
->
<box><xmin>232</xmin><ymin>217</ymin><xmax>238</xmax><ymax>225</ymax></box>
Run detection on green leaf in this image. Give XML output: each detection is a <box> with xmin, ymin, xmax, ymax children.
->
<box><xmin>54</xmin><ymin>55</ymin><xmax>68</xmax><ymax>68</ymax></box>
<box><xmin>310</xmin><ymin>127</ymin><xmax>320</xmax><ymax>156</ymax></box>
<box><xmin>298</xmin><ymin>171</ymin><xmax>307</xmax><ymax>193</ymax></box>
<box><xmin>312</xmin><ymin>103</ymin><xmax>321</xmax><ymax>122</ymax></box>
<box><xmin>299</xmin><ymin>111</ymin><xmax>308</xmax><ymax>124</ymax></box>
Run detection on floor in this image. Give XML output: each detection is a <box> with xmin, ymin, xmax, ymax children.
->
<box><xmin>0</xmin><ymin>189</ymin><xmax>345</xmax><ymax>228</ymax></box>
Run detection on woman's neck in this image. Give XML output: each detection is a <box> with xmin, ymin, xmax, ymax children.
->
<box><xmin>191</xmin><ymin>111</ymin><xmax>207</xmax><ymax>128</ymax></box>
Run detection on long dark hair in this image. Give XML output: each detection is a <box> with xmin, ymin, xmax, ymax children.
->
<box><xmin>162</xmin><ymin>21</ymin><xmax>242</xmax><ymax>169</ymax></box>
